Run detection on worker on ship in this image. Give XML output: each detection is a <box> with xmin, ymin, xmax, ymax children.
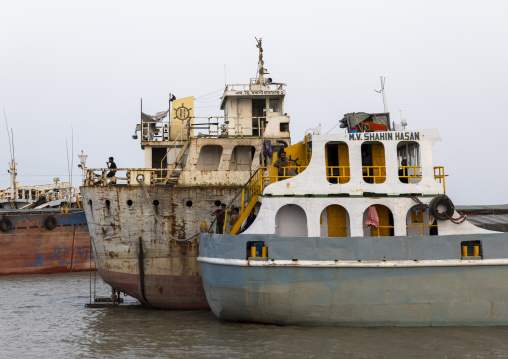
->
<box><xmin>106</xmin><ymin>157</ymin><xmax>117</xmax><ymax>184</ymax></box>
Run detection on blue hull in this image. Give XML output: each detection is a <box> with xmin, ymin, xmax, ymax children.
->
<box><xmin>199</xmin><ymin>233</ymin><xmax>508</xmax><ymax>326</ymax></box>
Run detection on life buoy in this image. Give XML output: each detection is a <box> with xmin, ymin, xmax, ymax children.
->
<box><xmin>0</xmin><ymin>217</ymin><xmax>12</xmax><ymax>232</ymax></box>
<box><xmin>429</xmin><ymin>195</ymin><xmax>455</xmax><ymax>221</ymax></box>
<box><xmin>45</xmin><ymin>215</ymin><xmax>57</xmax><ymax>230</ymax></box>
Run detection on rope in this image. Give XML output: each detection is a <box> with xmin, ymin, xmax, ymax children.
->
<box><xmin>410</xmin><ymin>196</ymin><xmax>467</xmax><ymax>224</ymax></box>
<box><xmin>137</xmin><ymin>175</ymin><xmax>199</xmax><ymax>242</ymax></box>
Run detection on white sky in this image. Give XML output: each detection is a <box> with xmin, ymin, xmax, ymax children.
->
<box><xmin>1</xmin><ymin>0</ymin><xmax>507</xmax><ymax>205</ymax></box>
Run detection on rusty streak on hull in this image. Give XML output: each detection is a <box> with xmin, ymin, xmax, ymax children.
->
<box><xmin>82</xmin><ymin>185</ymin><xmax>245</xmax><ymax>310</ymax></box>
<box><xmin>0</xmin><ymin>210</ymin><xmax>94</xmax><ymax>276</ymax></box>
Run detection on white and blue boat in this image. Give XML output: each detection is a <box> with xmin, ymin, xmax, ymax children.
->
<box><xmin>198</xmin><ymin>112</ymin><xmax>508</xmax><ymax>326</ymax></box>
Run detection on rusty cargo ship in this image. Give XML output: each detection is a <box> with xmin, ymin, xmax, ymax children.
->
<box><xmin>80</xmin><ymin>40</ymin><xmax>292</xmax><ymax>309</ymax></box>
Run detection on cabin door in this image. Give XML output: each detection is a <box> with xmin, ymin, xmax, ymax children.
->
<box><xmin>327</xmin><ymin>205</ymin><xmax>347</xmax><ymax>237</ymax></box>
<box><xmin>372</xmin><ymin>204</ymin><xmax>392</xmax><ymax>237</ymax></box>
<box><xmin>371</xmin><ymin>143</ymin><xmax>386</xmax><ymax>183</ymax></box>
<box><xmin>337</xmin><ymin>144</ymin><xmax>350</xmax><ymax>183</ymax></box>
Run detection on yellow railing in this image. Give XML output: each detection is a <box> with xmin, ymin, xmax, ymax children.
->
<box><xmin>365</xmin><ymin>225</ymin><xmax>394</xmax><ymax>237</ymax></box>
<box><xmin>407</xmin><ymin>224</ymin><xmax>438</xmax><ymax>236</ymax></box>
<box><xmin>362</xmin><ymin>166</ymin><xmax>386</xmax><ymax>183</ymax></box>
<box><xmin>398</xmin><ymin>166</ymin><xmax>422</xmax><ymax>183</ymax></box>
<box><xmin>326</xmin><ymin>166</ymin><xmax>350</xmax><ymax>183</ymax></box>
<box><xmin>248</xmin><ymin>165</ymin><xmax>308</xmax><ymax>198</ymax></box>
<box><xmin>434</xmin><ymin>166</ymin><xmax>446</xmax><ymax>192</ymax></box>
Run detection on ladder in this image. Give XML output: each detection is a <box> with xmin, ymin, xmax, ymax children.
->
<box><xmin>229</xmin><ymin>195</ymin><xmax>259</xmax><ymax>235</ymax></box>
<box><xmin>162</xmin><ymin>138</ymin><xmax>191</xmax><ymax>185</ymax></box>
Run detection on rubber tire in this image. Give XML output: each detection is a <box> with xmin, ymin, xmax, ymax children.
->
<box><xmin>0</xmin><ymin>217</ymin><xmax>12</xmax><ymax>232</ymax></box>
<box><xmin>429</xmin><ymin>195</ymin><xmax>454</xmax><ymax>221</ymax></box>
<box><xmin>45</xmin><ymin>215</ymin><xmax>57</xmax><ymax>230</ymax></box>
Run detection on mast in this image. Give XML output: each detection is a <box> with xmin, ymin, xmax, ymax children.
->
<box><xmin>379</xmin><ymin>76</ymin><xmax>388</xmax><ymax>113</ymax></box>
<box><xmin>256</xmin><ymin>37</ymin><xmax>265</xmax><ymax>84</ymax></box>
<box><xmin>4</xmin><ymin>110</ymin><xmax>17</xmax><ymax>200</ymax></box>
<box><xmin>78</xmin><ymin>151</ymin><xmax>88</xmax><ymax>185</ymax></box>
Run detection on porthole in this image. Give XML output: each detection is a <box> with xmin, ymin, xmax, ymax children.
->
<box><xmin>88</xmin><ymin>200</ymin><xmax>93</xmax><ymax>206</ymax></box>
<box><xmin>127</xmin><ymin>200</ymin><xmax>133</xmax><ymax>206</ymax></box>
<box><xmin>153</xmin><ymin>200</ymin><xmax>159</xmax><ymax>207</ymax></box>
<box><xmin>214</xmin><ymin>200</ymin><xmax>221</xmax><ymax>207</ymax></box>
<box><xmin>105</xmin><ymin>200</ymin><xmax>111</xmax><ymax>206</ymax></box>
<box><xmin>186</xmin><ymin>200</ymin><xmax>193</xmax><ymax>207</ymax></box>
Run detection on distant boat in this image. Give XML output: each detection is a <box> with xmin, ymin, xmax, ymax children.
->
<box><xmin>0</xmin><ymin>153</ymin><xmax>94</xmax><ymax>275</ymax></box>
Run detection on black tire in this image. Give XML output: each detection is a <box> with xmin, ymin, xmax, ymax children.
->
<box><xmin>45</xmin><ymin>215</ymin><xmax>57</xmax><ymax>230</ymax></box>
<box><xmin>429</xmin><ymin>195</ymin><xmax>455</xmax><ymax>221</ymax></box>
<box><xmin>0</xmin><ymin>217</ymin><xmax>12</xmax><ymax>232</ymax></box>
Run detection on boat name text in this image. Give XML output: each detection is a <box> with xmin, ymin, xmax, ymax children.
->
<box><xmin>233</xmin><ymin>90</ymin><xmax>284</xmax><ymax>95</ymax></box>
<box><xmin>348</xmin><ymin>132</ymin><xmax>420</xmax><ymax>141</ymax></box>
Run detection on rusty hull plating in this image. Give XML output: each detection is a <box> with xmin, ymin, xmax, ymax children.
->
<box><xmin>0</xmin><ymin>209</ymin><xmax>94</xmax><ymax>275</ymax></box>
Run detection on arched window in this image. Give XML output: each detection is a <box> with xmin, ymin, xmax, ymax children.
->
<box><xmin>363</xmin><ymin>204</ymin><xmax>393</xmax><ymax>237</ymax></box>
<box><xmin>229</xmin><ymin>146</ymin><xmax>255</xmax><ymax>171</ymax></box>
<box><xmin>320</xmin><ymin>205</ymin><xmax>349</xmax><ymax>237</ymax></box>
<box><xmin>325</xmin><ymin>142</ymin><xmax>350</xmax><ymax>184</ymax></box>
<box><xmin>406</xmin><ymin>205</ymin><xmax>438</xmax><ymax>236</ymax></box>
<box><xmin>397</xmin><ymin>141</ymin><xmax>421</xmax><ymax>184</ymax></box>
<box><xmin>196</xmin><ymin>145</ymin><xmax>223</xmax><ymax>171</ymax></box>
<box><xmin>275</xmin><ymin>204</ymin><xmax>307</xmax><ymax>237</ymax></box>
<box><xmin>361</xmin><ymin>142</ymin><xmax>385</xmax><ymax>184</ymax></box>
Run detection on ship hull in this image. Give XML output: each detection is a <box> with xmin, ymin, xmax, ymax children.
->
<box><xmin>199</xmin><ymin>232</ymin><xmax>508</xmax><ymax>326</ymax></box>
<box><xmin>0</xmin><ymin>209</ymin><xmax>94</xmax><ymax>275</ymax></box>
<box><xmin>81</xmin><ymin>185</ymin><xmax>243</xmax><ymax>310</ymax></box>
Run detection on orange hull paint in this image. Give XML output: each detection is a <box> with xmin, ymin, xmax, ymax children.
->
<box><xmin>0</xmin><ymin>210</ymin><xmax>95</xmax><ymax>276</ymax></box>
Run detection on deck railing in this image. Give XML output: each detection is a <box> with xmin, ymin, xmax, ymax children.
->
<box><xmin>406</xmin><ymin>224</ymin><xmax>438</xmax><ymax>236</ymax></box>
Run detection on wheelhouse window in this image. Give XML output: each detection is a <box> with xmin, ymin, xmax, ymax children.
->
<box><xmin>269</xmin><ymin>98</ymin><xmax>280</xmax><ymax>113</ymax></box>
<box><xmin>196</xmin><ymin>145</ymin><xmax>223</xmax><ymax>171</ymax></box>
<box><xmin>397</xmin><ymin>141</ymin><xmax>421</xmax><ymax>184</ymax></box>
<box><xmin>361</xmin><ymin>142</ymin><xmax>385</xmax><ymax>184</ymax></box>
<box><xmin>325</xmin><ymin>142</ymin><xmax>350</xmax><ymax>184</ymax></box>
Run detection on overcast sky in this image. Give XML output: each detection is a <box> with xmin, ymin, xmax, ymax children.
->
<box><xmin>1</xmin><ymin>0</ymin><xmax>507</xmax><ymax>205</ymax></box>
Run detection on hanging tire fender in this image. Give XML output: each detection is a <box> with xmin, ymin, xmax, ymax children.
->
<box><xmin>0</xmin><ymin>217</ymin><xmax>12</xmax><ymax>232</ymax></box>
<box><xmin>429</xmin><ymin>195</ymin><xmax>455</xmax><ymax>221</ymax></box>
<box><xmin>45</xmin><ymin>215</ymin><xmax>57</xmax><ymax>230</ymax></box>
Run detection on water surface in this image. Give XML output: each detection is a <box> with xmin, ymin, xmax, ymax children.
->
<box><xmin>1</xmin><ymin>272</ymin><xmax>508</xmax><ymax>358</ymax></box>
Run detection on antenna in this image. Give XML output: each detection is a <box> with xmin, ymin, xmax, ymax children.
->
<box><xmin>400</xmin><ymin>110</ymin><xmax>407</xmax><ymax>130</ymax></box>
<box><xmin>224</xmin><ymin>64</ymin><xmax>227</xmax><ymax>86</ymax></box>
<box><xmin>374</xmin><ymin>76</ymin><xmax>389</xmax><ymax>113</ymax></box>
<box><xmin>4</xmin><ymin>109</ymin><xmax>17</xmax><ymax>200</ymax></box>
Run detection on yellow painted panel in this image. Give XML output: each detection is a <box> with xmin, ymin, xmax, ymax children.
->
<box><xmin>337</xmin><ymin>143</ymin><xmax>350</xmax><ymax>183</ymax></box>
<box><xmin>170</xmin><ymin>97</ymin><xmax>194</xmax><ymax>140</ymax></box>
<box><xmin>327</xmin><ymin>205</ymin><xmax>347</xmax><ymax>237</ymax></box>
<box><xmin>283</xmin><ymin>141</ymin><xmax>307</xmax><ymax>166</ymax></box>
<box><xmin>372</xmin><ymin>204</ymin><xmax>391</xmax><ymax>237</ymax></box>
<box><xmin>371</xmin><ymin>143</ymin><xmax>386</xmax><ymax>183</ymax></box>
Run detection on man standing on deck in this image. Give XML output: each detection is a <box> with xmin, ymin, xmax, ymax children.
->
<box><xmin>212</xmin><ymin>203</ymin><xmax>226</xmax><ymax>234</ymax></box>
